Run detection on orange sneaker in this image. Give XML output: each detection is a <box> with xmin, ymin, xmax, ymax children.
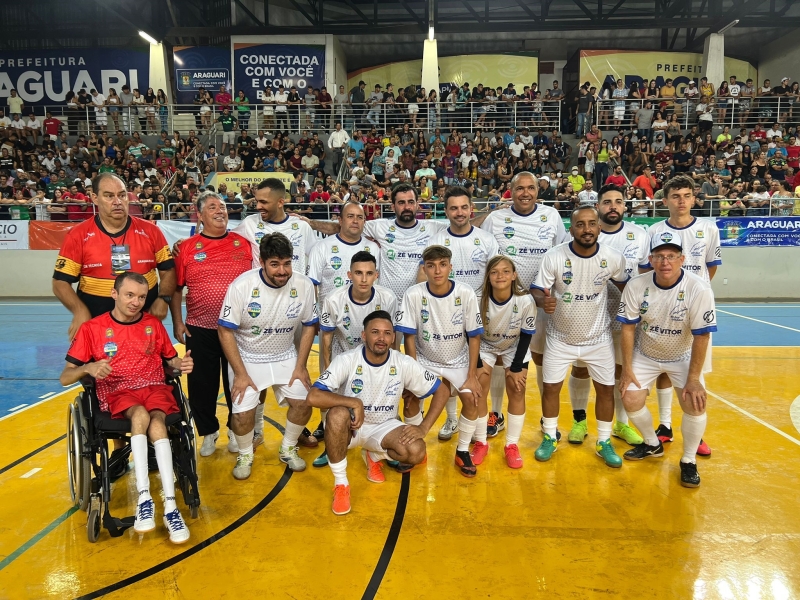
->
<box><xmin>504</xmin><ymin>444</ymin><xmax>523</xmax><ymax>469</ymax></box>
<box><xmin>471</xmin><ymin>441</ymin><xmax>489</xmax><ymax>465</ymax></box>
<box><xmin>361</xmin><ymin>449</ymin><xmax>385</xmax><ymax>483</ymax></box>
<box><xmin>331</xmin><ymin>484</ymin><xmax>351</xmax><ymax>515</ymax></box>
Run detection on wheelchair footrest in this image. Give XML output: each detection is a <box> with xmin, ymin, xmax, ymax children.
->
<box><xmin>104</xmin><ymin>512</ymin><xmax>135</xmax><ymax>538</ymax></box>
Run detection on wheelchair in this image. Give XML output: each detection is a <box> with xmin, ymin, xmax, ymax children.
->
<box><xmin>66</xmin><ymin>368</ymin><xmax>200</xmax><ymax>543</ymax></box>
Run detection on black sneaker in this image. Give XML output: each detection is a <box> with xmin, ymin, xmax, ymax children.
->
<box><xmin>311</xmin><ymin>420</ymin><xmax>325</xmax><ymax>441</ymax></box>
<box><xmin>495</xmin><ymin>412</ymin><xmax>506</xmax><ymax>433</ymax></box>
<box><xmin>680</xmin><ymin>461</ymin><xmax>701</xmax><ymax>488</ymax></box>
<box><xmin>623</xmin><ymin>442</ymin><xmax>664</xmax><ymax>461</ymax></box>
<box><xmin>454</xmin><ymin>450</ymin><xmax>476</xmax><ymax>477</ymax></box>
<box><xmin>487</xmin><ymin>412</ymin><xmax>500</xmax><ymax>438</ymax></box>
<box><xmin>655</xmin><ymin>424</ymin><xmax>674</xmax><ymax>443</ymax></box>
<box><xmin>539</xmin><ymin>416</ymin><xmax>562</xmax><ymax>441</ymax></box>
<box><xmin>108</xmin><ymin>447</ymin><xmax>129</xmax><ymax>480</ymax></box>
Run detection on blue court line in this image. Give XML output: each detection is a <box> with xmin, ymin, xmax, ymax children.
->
<box><xmin>0</xmin><ymin>506</ymin><xmax>78</xmax><ymax>572</ymax></box>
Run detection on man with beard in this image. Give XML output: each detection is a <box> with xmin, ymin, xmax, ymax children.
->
<box><xmin>531</xmin><ymin>206</ymin><xmax>629</xmax><ymax>467</ymax></box>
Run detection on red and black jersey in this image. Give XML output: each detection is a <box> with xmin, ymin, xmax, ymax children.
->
<box><xmin>66</xmin><ymin>312</ymin><xmax>178</xmax><ymax>411</ymax></box>
<box><xmin>53</xmin><ymin>216</ymin><xmax>174</xmax><ymax>317</ymax></box>
<box><xmin>175</xmin><ymin>231</ymin><xmax>252</xmax><ymax>329</ymax></box>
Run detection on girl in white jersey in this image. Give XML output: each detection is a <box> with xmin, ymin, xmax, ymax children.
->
<box><xmin>473</xmin><ymin>256</ymin><xmax>537</xmax><ymax>469</ymax></box>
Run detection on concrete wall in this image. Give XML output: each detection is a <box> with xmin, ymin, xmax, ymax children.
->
<box><xmin>757</xmin><ymin>31</ymin><xmax>800</xmax><ymax>86</ymax></box>
<box><xmin>149</xmin><ymin>43</ymin><xmax>172</xmax><ymax>102</ymax></box>
<box><xmin>2</xmin><ymin>247</ymin><xmax>797</xmax><ymax>300</ymax></box>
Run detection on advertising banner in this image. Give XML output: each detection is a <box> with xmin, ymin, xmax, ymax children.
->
<box><xmin>28</xmin><ymin>221</ymin><xmax>75</xmax><ymax>250</ymax></box>
<box><xmin>0</xmin><ymin>49</ymin><xmax>150</xmax><ymax>107</ymax></box>
<box><xmin>157</xmin><ymin>220</ymin><xmax>199</xmax><ymax>248</ymax></box>
<box><xmin>233</xmin><ymin>43</ymin><xmax>325</xmax><ymax>101</ymax></box>
<box><xmin>210</xmin><ymin>172</ymin><xmax>295</xmax><ymax>193</ymax></box>
<box><xmin>579</xmin><ymin>50</ymin><xmax>757</xmax><ymax>96</ymax></box>
<box><xmin>717</xmin><ymin>216</ymin><xmax>800</xmax><ymax>246</ymax></box>
<box><xmin>173</xmin><ymin>46</ymin><xmax>231</xmax><ymax>105</ymax></box>
<box><xmin>0</xmin><ymin>221</ymin><xmax>29</xmax><ymax>249</ymax></box>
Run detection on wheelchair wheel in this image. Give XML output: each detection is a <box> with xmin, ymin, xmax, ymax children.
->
<box><xmin>67</xmin><ymin>401</ymin><xmax>91</xmax><ymax>511</ymax></box>
<box><xmin>87</xmin><ymin>495</ymin><xmax>101</xmax><ymax>543</ymax></box>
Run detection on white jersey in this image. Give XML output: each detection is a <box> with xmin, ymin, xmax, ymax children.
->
<box><xmin>396</xmin><ymin>281</ymin><xmax>483</xmax><ymax>369</ymax></box>
<box><xmin>480</xmin><ymin>204</ymin><xmax>568</xmax><ymax>289</ymax></box>
<box><xmin>313</xmin><ymin>347</ymin><xmax>441</xmax><ymax>425</ymax></box>
<box><xmin>233</xmin><ymin>213</ymin><xmax>317</xmax><ymax>273</ymax></box>
<box><xmin>218</xmin><ymin>269</ymin><xmax>318</xmax><ymax>364</ymax></box>
<box><xmin>364</xmin><ymin>218</ymin><xmax>446</xmax><ymax>303</ymax></box>
<box><xmin>319</xmin><ymin>284</ymin><xmax>398</xmax><ymax>357</ymax></box>
<box><xmin>307</xmin><ymin>234</ymin><xmax>381</xmax><ymax>300</ymax></box>
<box><xmin>617</xmin><ymin>271</ymin><xmax>717</xmax><ymax>362</ymax></box>
<box><xmin>480</xmin><ymin>293</ymin><xmax>537</xmax><ymax>356</ymax></box>
<box><xmin>642</xmin><ymin>217</ymin><xmax>721</xmax><ymax>282</ymax></box>
<box><xmin>599</xmin><ymin>221</ymin><xmax>649</xmax><ymax>332</ymax></box>
<box><xmin>425</xmin><ymin>225</ymin><xmax>500</xmax><ymax>294</ymax></box>
<box><xmin>532</xmin><ymin>242</ymin><xmax>628</xmax><ymax>346</ymax></box>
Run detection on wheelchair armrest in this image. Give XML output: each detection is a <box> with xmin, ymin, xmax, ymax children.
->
<box><xmin>164</xmin><ymin>366</ymin><xmax>182</xmax><ymax>383</ymax></box>
<box><xmin>79</xmin><ymin>375</ymin><xmax>96</xmax><ymax>390</ymax></box>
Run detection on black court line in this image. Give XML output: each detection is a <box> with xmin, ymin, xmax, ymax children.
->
<box><xmin>75</xmin><ymin>417</ymin><xmax>289</xmax><ymax>600</ymax></box>
<box><xmin>360</xmin><ymin>472</ymin><xmax>411</xmax><ymax>600</ymax></box>
<box><xmin>0</xmin><ymin>435</ymin><xmax>65</xmax><ymax>476</ymax></box>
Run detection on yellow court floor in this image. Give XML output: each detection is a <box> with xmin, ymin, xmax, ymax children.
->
<box><xmin>0</xmin><ymin>346</ymin><xmax>799</xmax><ymax>600</ymax></box>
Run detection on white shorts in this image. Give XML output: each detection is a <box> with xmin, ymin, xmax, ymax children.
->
<box><xmin>626</xmin><ymin>352</ymin><xmax>704</xmax><ymax>392</ymax></box>
<box><xmin>228</xmin><ymin>358</ymin><xmax>308</xmax><ymax>413</ymax></box>
<box><xmin>529</xmin><ymin>308</ymin><xmax>547</xmax><ymax>355</ymax></box>
<box><xmin>423</xmin><ymin>363</ymin><xmax>470</xmax><ymax>393</ymax></box>
<box><xmin>262</xmin><ymin>106</ymin><xmax>274</xmax><ymax>115</ymax></box>
<box><xmin>543</xmin><ymin>336</ymin><xmax>615</xmax><ymax>386</ymax></box>
<box><xmin>407</xmin><ymin>104</ymin><xmax>419</xmax><ymax>115</ymax></box>
<box><xmin>347</xmin><ymin>419</ymin><xmax>405</xmax><ymax>453</ymax></box>
<box><xmin>480</xmin><ymin>348</ymin><xmax>531</xmax><ymax>369</ymax></box>
<box><xmin>222</xmin><ymin>131</ymin><xmax>235</xmax><ymax>144</ymax></box>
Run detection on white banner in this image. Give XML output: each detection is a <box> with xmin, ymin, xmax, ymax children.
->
<box><xmin>156</xmin><ymin>221</ymin><xmax>200</xmax><ymax>249</ymax></box>
<box><xmin>0</xmin><ymin>221</ymin><xmax>29</xmax><ymax>249</ymax></box>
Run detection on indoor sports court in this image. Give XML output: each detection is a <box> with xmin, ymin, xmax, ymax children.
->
<box><xmin>0</xmin><ymin>300</ymin><xmax>798</xmax><ymax>599</ymax></box>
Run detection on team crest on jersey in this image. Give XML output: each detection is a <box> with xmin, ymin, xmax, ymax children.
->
<box><xmin>343</xmin><ymin>316</ymin><xmax>351</xmax><ymax>330</ymax></box>
<box><xmin>677</xmin><ymin>291</ymin><xmax>685</xmax><ymax>301</ymax></box>
<box><xmin>513</xmin><ymin>303</ymin><xmax>519</xmax><ymax>313</ymax></box>
<box><xmin>344</xmin><ymin>304</ymin><xmax>350</xmax><ymax>313</ymax></box>
<box><xmin>562</xmin><ymin>292</ymin><xmax>573</xmax><ymax>303</ymax></box>
<box><xmin>600</xmin><ymin>259</ymin><xmax>607</xmax><ymax>268</ymax></box>
<box><xmin>562</xmin><ymin>271</ymin><xmax>573</xmax><ymax>285</ymax></box>
<box><xmin>375</xmin><ymin>304</ymin><xmax>381</xmax><ymax>310</ymax></box>
<box><xmin>195</xmin><ymin>242</ymin><xmax>203</xmax><ymax>249</ymax></box>
<box><xmin>334</xmin><ymin>276</ymin><xmax>344</xmax><ymax>287</ymax></box>
<box><xmin>696</xmin><ymin>231</ymin><xmax>704</xmax><ymax>238</ymax></box>
<box><xmin>194</xmin><ymin>252</ymin><xmax>207</xmax><ymax>262</ymax></box>
<box><xmin>564</xmin><ymin>259</ymin><xmax>572</xmax><ymax>268</ymax></box>
<box><xmin>332</xmin><ymin>245</ymin><xmax>339</xmax><ymax>253</ymax></box>
<box><xmin>234</xmin><ymin>240</ymin><xmax>241</xmax><ymax>247</ymax></box>
<box><xmin>386</xmin><ymin>233</ymin><xmax>395</xmax><ymax>243</ymax></box>
<box><xmin>639</xmin><ymin>301</ymin><xmax>649</xmax><ymax>314</ymax></box>
<box><xmin>422</xmin><ymin>297</ymin><xmax>428</xmax><ymax>306</ymax></box>
<box><xmin>455</xmin><ymin>296</ymin><xmax>462</xmax><ymax>306</ymax></box>
<box><xmin>255</xmin><ymin>232</ymin><xmax>265</xmax><ymax>243</ymax></box>
<box><xmin>105</xmin><ymin>328</ymin><xmax>114</xmax><ymax>338</ymax></box>
<box><xmin>247</xmin><ymin>302</ymin><xmax>261</xmax><ymax>317</ymax></box>
<box><xmin>103</xmin><ymin>342</ymin><xmax>118</xmax><ymax>357</ymax></box>
<box><xmin>291</xmin><ymin>223</ymin><xmax>299</xmax><ymax>230</ymax></box>
<box><xmin>504</xmin><ymin>217</ymin><xmax>512</xmax><ymax>223</ymax></box>
<box><xmin>330</xmin><ymin>256</ymin><xmax>343</xmax><ymax>270</ymax></box>
<box><xmin>444</xmin><ymin>239</ymin><xmax>450</xmax><ymax>246</ymax></box>
<box><xmin>387</xmin><ymin>249</ymin><xmax>396</xmax><ymax>260</ymax></box>
<box><xmin>257</xmin><ymin>222</ymin><xmax>265</xmax><ymax>229</ymax></box>
<box><xmin>540</xmin><ymin>215</ymin><xmax>547</xmax><ymax>222</ymax></box>
<box><xmin>626</xmin><ymin>232</ymin><xmax>635</xmax><ymax>240</ymax></box>
<box><xmin>503</xmin><ymin>226</ymin><xmax>515</xmax><ymax>239</ymax></box>
<box><xmin>420</xmin><ymin>226</ymin><xmax>426</xmax><ymax>232</ymax></box>
<box><xmin>144</xmin><ymin>326</ymin><xmax>153</xmax><ymax>335</ymax></box>
<box><xmin>355</xmin><ymin>365</ymin><xmax>362</xmax><ymax>375</ymax></box>
<box><xmin>644</xmin><ymin>287</ymin><xmax>650</xmax><ymax>297</ymax></box>
<box><xmin>251</xmin><ymin>288</ymin><xmax>260</xmax><ymax>298</ymax></box>
<box><xmin>290</xmin><ymin>288</ymin><xmax>298</xmax><ymax>298</ymax></box>
<box><xmin>422</xmin><ymin>330</ymin><xmax>431</xmax><ymax>341</ymax></box>
<box><xmin>474</xmin><ymin>239</ymin><xmax>480</xmax><ymax>246</ymax></box>
<box><xmin>421</xmin><ymin>309</ymin><xmax>430</xmax><ymax>323</ymax></box>
<box><xmin>389</xmin><ymin>366</ymin><xmax>397</xmax><ymax>376</ymax></box>
<box><xmin>351</xmin><ymin>378</ymin><xmax>364</xmax><ymax>394</ymax></box>
<box><xmin>389</xmin><ymin>225</ymin><xmax>396</xmax><ymax>232</ymax></box>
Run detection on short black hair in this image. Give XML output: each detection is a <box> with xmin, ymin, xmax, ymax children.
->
<box><xmin>391</xmin><ymin>181</ymin><xmax>418</xmax><ymax>202</ymax></box>
<box><xmin>363</xmin><ymin>309</ymin><xmax>393</xmax><ymax>330</ymax></box>
<box><xmin>597</xmin><ymin>183</ymin><xmax>626</xmax><ymax>203</ymax></box>
<box><xmin>570</xmin><ymin>205</ymin><xmax>598</xmax><ymax>225</ymax></box>
<box><xmin>255</xmin><ymin>177</ymin><xmax>287</xmax><ymax>198</ymax></box>
<box><xmin>259</xmin><ymin>232</ymin><xmax>293</xmax><ymax>262</ymax></box>
<box><xmin>443</xmin><ymin>185</ymin><xmax>472</xmax><ymax>208</ymax></box>
<box><xmin>113</xmin><ymin>271</ymin><xmax>148</xmax><ymax>291</ymax></box>
<box><xmin>350</xmin><ymin>250</ymin><xmax>377</xmax><ymax>268</ymax></box>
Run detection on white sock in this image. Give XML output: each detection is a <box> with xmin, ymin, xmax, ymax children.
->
<box><xmin>474</xmin><ymin>414</ymin><xmax>489</xmax><ymax>444</ymax></box>
<box><xmin>368</xmin><ymin>450</ymin><xmax>389</xmax><ymax>462</ymax></box>
<box><xmin>627</xmin><ymin>406</ymin><xmax>659</xmax><ymax>446</ymax></box>
<box><xmin>405</xmin><ymin>411</ymin><xmax>423</xmax><ymax>426</ymax></box>
<box><xmin>456</xmin><ymin>415</ymin><xmax>477</xmax><ymax>452</ymax></box>
<box><xmin>445</xmin><ymin>396</ymin><xmax>458</xmax><ymax>420</ymax></box>
<box><xmin>490</xmin><ymin>366</ymin><xmax>505</xmax><ymax>415</ymax></box>
<box><xmin>320</xmin><ymin>409</ymin><xmax>328</xmax><ymax>425</ymax></box>
<box><xmin>153</xmin><ymin>438</ymin><xmax>177</xmax><ymax>512</ymax></box>
<box><xmin>254</xmin><ymin>403</ymin><xmax>264</xmax><ymax>434</ymax></box>
<box><xmin>681</xmin><ymin>413</ymin><xmax>707</xmax><ymax>464</ymax></box>
<box><xmin>613</xmin><ymin>379</ymin><xmax>628</xmax><ymax>425</ymax></box>
<box><xmin>535</xmin><ymin>367</ymin><xmax>544</xmax><ymax>399</ymax></box>
<box><xmin>130</xmin><ymin>434</ymin><xmax>150</xmax><ymax>495</ymax></box>
<box><xmin>235</xmin><ymin>429</ymin><xmax>254</xmax><ymax>456</ymax></box>
<box><xmin>658</xmin><ymin>388</ymin><xmax>673</xmax><ymax>428</ymax></box>
<box><xmin>542</xmin><ymin>416</ymin><xmax>558</xmax><ymax>439</ymax></box>
<box><xmin>505</xmin><ymin>412</ymin><xmax>525</xmax><ymax>446</ymax></box>
<box><xmin>597</xmin><ymin>420</ymin><xmax>613</xmax><ymax>443</ymax></box>
<box><xmin>568</xmin><ymin>375</ymin><xmax>591</xmax><ymax>412</ymax></box>
<box><xmin>329</xmin><ymin>457</ymin><xmax>349</xmax><ymax>486</ymax></box>
<box><xmin>281</xmin><ymin>420</ymin><xmax>305</xmax><ymax>451</ymax></box>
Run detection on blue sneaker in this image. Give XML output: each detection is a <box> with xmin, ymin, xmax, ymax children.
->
<box><xmin>534</xmin><ymin>434</ymin><xmax>558</xmax><ymax>462</ymax></box>
<box><xmin>596</xmin><ymin>439</ymin><xmax>622</xmax><ymax>468</ymax></box>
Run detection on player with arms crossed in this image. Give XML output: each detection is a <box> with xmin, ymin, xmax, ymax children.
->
<box><xmin>531</xmin><ymin>206</ymin><xmax>629</xmax><ymax>467</ymax></box>
<box><xmin>420</xmin><ymin>186</ymin><xmax>499</xmax><ymax>442</ymax></box>
<box><xmin>642</xmin><ymin>175</ymin><xmax>720</xmax><ymax>456</ymax></box>
<box><xmin>314</xmin><ymin>251</ymin><xmax>397</xmax><ymax>467</ymax></box>
<box><xmin>308</xmin><ymin>310</ymin><xmax>450</xmax><ymax>515</ymax></box>
<box><xmin>396</xmin><ymin>245</ymin><xmax>485</xmax><ymax>477</ymax></box>
<box><xmin>566</xmin><ymin>184</ymin><xmax>649</xmax><ymax>447</ymax></box>
<box><xmin>218</xmin><ymin>233</ymin><xmax>318</xmax><ymax>479</ymax></box>
<box><xmin>60</xmin><ymin>272</ymin><xmax>194</xmax><ymax>544</ymax></box>
<box><xmin>617</xmin><ymin>232</ymin><xmax>717</xmax><ymax>487</ymax></box>
<box><xmin>474</xmin><ymin>256</ymin><xmax>537</xmax><ymax>468</ymax></box>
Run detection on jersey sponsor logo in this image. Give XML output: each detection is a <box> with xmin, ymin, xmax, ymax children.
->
<box><xmin>247</xmin><ymin>302</ymin><xmax>261</xmax><ymax>317</ymax></box>
<box><xmin>332</xmin><ymin>245</ymin><xmax>339</xmax><ymax>253</ymax></box>
<box><xmin>195</xmin><ymin>242</ymin><xmax>203</xmax><ymax>249</ymax></box>
<box><xmin>223</xmin><ymin>305</ymin><xmax>232</xmax><ymax>318</ymax></box>
<box><xmin>384</xmin><ymin>380</ymin><xmax>402</xmax><ymax>396</ymax></box>
<box><xmin>83</xmin><ymin>232</ymin><xmax>96</xmax><ymax>242</ymax></box>
<box><xmin>334</xmin><ymin>276</ymin><xmax>344</xmax><ymax>287</ymax></box>
<box><xmin>617</xmin><ymin>302</ymin><xmax>626</xmax><ymax>314</ymax></box>
<box><xmin>703</xmin><ymin>310</ymin><xmax>715</xmax><ymax>323</ymax></box>
<box><xmin>386</xmin><ymin>233</ymin><xmax>395</xmax><ymax>243</ymax></box>
<box><xmin>251</xmin><ymin>325</ymin><xmax>261</xmax><ymax>335</ymax></box>
<box><xmin>55</xmin><ymin>258</ymin><xmax>67</xmax><ymax>270</ymax></box>
<box><xmin>562</xmin><ymin>271</ymin><xmax>573</xmax><ymax>285</ymax></box>
<box><xmin>537</xmin><ymin>225</ymin><xmax>555</xmax><ymax>241</ymax></box>
<box><xmin>387</xmin><ymin>249</ymin><xmax>396</xmax><ymax>260</ymax></box>
<box><xmin>670</xmin><ymin>306</ymin><xmax>688</xmax><ymax>321</ymax></box>
<box><xmin>714</xmin><ymin>247</ymin><xmax>721</xmax><ymax>258</ymax></box>
<box><xmin>424</xmin><ymin>370</ymin><xmax>437</xmax><ymax>382</ymax></box>
<box><xmin>505</xmin><ymin>245</ymin><xmax>517</xmax><ymax>255</ymax></box>
<box><xmin>194</xmin><ymin>252</ymin><xmax>207</xmax><ymax>262</ymax></box>
<box><xmin>320</xmin><ymin>311</ymin><xmax>330</xmax><ymax>322</ymax></box>
<box><xmin>255</xmin><ymin>231</ymin><xmax>265</xmax><ymax>243</ymax></box>
<box><xmin>105</xmin><ymin>328</ymin><xmax>114</xmax><ymax>338</ymax></box>
<box><xmin>641</xmin><ymin>321</ymin><xmax>682</xmax><ymax>335</ymax></box>
<box><xmin>422</xmin><ymin>330</ymin><xmax>431</xmax><ymax>341</ymax></box>
<box><xmin>525</xmin><ymin>316</ymin><xmax>535</xmax><ymax>327</ymax></box>
<box><xmin>639</xmin><ymin>301</ymin><xmax>649</xmax><ymax>314</ymax></box>
<box><xmin>343</xmin><ymin>316</ymin><xmax>351</xmax><ymax>330</ymax></box>
<box><xmin>420</xmin><ymin>309</ymin><xmax>430</xmax><ymax>323</ymax></box>
<box><xmin>234</xmin><ymin>240</ymin><xmax>241</xmax><ymax>247</ymax></box>
<box><xmin>503</xmin><ymin>226</ymin><xmax>515</xmax><ymax>239</ymax></box>
<box><xmin>395</xmin><ymin>310</ymin><xmax>404</xmax><ymax>322</ymax></box>
<box><xmin>351</xmin><ymin>378</ymin><xmax>364</xmax><ymax>394</ymax></box>
<box><xmin>145</xmin><ymin>326</ymin><xmax>153</xmax><ymax>335</ymax></box>
<box><xmin>415</xmin><ymin>238</ymin><xmax>428</xmax><ymax>247</ymax></box>
<box><xmin>330</xmin><ymin>256</ymin><xmax>343</xmax><ymax>270</ymax></box>
<box><xmin>562</xmin><ymin>292</ymin><xmax>573</xmax><ymax>303</ymax></box>
<box><xmin>252</xmin><ymin>288</ymin><xmax>260</xmax><ymax>298</ymax></box>
<box><xmin>103</xmin><ymin>342</ymin><xmax>118</xmax><ymax>357</ymax></box>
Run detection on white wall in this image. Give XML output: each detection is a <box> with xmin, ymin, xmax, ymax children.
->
<box><xmin>149</xmin><ymin>43</ymin><xmax>172</xmax><ymax>102</ymax></box>
<box><xmin>758</xmin><ymin>31</ymin><xmax>800</xmax><ymax>85</ymax></box>
<box><xmin>2</xmin><ymin>247</ymin><xmax>797</xmax><ymax>300</ymax></box>
<box><xmin>330</xmin><ymin>36</ymin><xmax>348</xmax><ymax>93</ymax></box>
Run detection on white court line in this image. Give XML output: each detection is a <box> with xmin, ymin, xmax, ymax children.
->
<box><xmin>0</xmin><ymin>384</ymin><xmax>80</xmax><ymax>423</ymax></box>
<box><xmin>791</xmin><ymin>396</ymin><xmax>800</xmax><ymax>437</ymax></box>
<box><xmin>7</xmin><ymin>404</ymin><xmax>28</xmax><ymax>412</ymax></box>
<box><xmin>708</xmin><ymin>390</ymin><xmax>800</xmax><ymax>447</ymax></box>
<box><xmin>38</xmin><ymin>392</ymin><xmax>55</xmax><ymax>399</ymax></box>
<box><xmin>717</xmin><ymin>309</ymin><xmax>800</xmax><ymax>334</ymax></box>
<box><xmin>20</xmin><ymin>468</ymin><xmax>41</xmax><ymax>479</ymax></box>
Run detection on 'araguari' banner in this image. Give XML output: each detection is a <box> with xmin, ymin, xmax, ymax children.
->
<box><xmin>173</xmin><ymin>46</ymin><xmax>231</xmax><ymax>105</ymax></box>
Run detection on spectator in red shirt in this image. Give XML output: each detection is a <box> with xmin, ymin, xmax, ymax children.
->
<box><xmin>309</xmin><ymin>183</ymin><xmax>330</xmax><ymax>203</ymax></box>
<box><xmin>63</xmin><ymin>183</ymin><xmax>94</xmax><ymax>221</ymax></box>
<box><xmin>605</xmin><ymin>164</ymin><xmax>627</xmax><ymax>186</ymax></box>
<box><xmin>43</xmin><ymin>111</ymin><xmax>62</xmax><ymax>141</ymax></box>
<box><xmin>215</xmin><ymin>85</ymin><xmax>232</xmax><ymax>111</ymax></box>
<box><xmin>750</xmin><ymin>124</ymin><xmax>766</xmax><ymax>141</ymax></box>
<box><xmin>632</xmin><ymin>165</ymin><xmax>657</xmax><ymax>198</ymax></box>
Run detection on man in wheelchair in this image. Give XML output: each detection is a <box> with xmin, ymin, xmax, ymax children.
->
<box><xmin>60</xmin><ymin>271</ymin><xmax>194</xmax><ymax>544</ymax></box>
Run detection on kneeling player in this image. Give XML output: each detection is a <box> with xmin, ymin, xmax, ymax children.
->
<box><xmin>308</xmin><ymin>311</ymin><xmax>450</xmax><ymax>515</ymax></box>
<box><xmin>396</xmin><ymin>245</ymin><xmax>484</xmax><ymax>477</ymax></box>
<box><xmin>617</xmin><ymin>233</ymin><xmax>716</xmax><ymax>488</ymax></box>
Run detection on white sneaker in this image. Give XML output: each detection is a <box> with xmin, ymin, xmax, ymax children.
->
<box><xmin>252</xmin><ymin>430</ymin><xmax>264</xmax><ymax>451</ymax></box>
<box><xmin>227</xmin><ymin>431</ymin><xmax>239</xmax><ymax>453</ymax></box>
<box><xmin>163</xmin><ymin>507</ymin><xmax>190</xmax><ymax>544</ymax></box>
<box><xmin>233</xmin><ymin>452</ymin><xmax>254</xmax><ymax>480</ymax></box>
<box><xmin>134</xmin><ymin>496</ymin><xmax>156</xmax><ymax>533</ymax></box>
<box><xmin>279</xmin><ymin>446</ymin><xmax>306</xmax><ymax>472</ymax></box>
<box><xmin>438</xmin><ymin>418</ymin><xmax>459</xmax><ymax>441</ymax></box>
<box><xmin>200</xmin><ymin>431</ymin><xmax>219</xmax><ymax>457</ymax></box>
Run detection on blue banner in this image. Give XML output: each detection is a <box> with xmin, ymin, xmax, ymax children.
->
<box><xmin>173</xmin><ymin>46</ymin><xmax>231</xmax><ymax>105</ymax></box>
<box><xmin>233</xmin><ymin>43</ymin><xmax>325</xmax><ymax>101</ymax></box>
<box><xmin>0</xmin><ymin>49</ymin><xmax>149</xmax><ymax>108</ymax></box>
<box><xmin>717</xmin><ymin>217</ymin><xmax>800</xmax><ymax>247</ymax></box>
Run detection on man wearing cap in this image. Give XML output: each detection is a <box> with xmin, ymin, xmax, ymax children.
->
<box><xmin>567</xmin><ymin>166</ymin><xmax>585</xmax><ymax>193</ymax></box>
<box><xmin>617</xmin><ymin>231</ymin><xmax>717</xmax><ymax>488</ymax></box>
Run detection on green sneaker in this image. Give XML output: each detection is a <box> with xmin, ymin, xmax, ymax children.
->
<box><xmin>534</xmin><ymin>434</ymin><xmax>558</xmax><ymax>462</ymax></box>
<box><xmin>312</xmin><ymin>450</ymin><xmax>329</xmax><ymax>468</ymax></box>
<box><xmin>612</xmin><ymin>422</ymin><xmax>644</xmax><ymax>446</ymax></box>
<box><xmin>595</xmin><ymin>439</ymin><xmax>622</xmax><ymax>468</ymax></box>
<box><xmin>568</xmin><ymin>419</ymin><xmax>589</xmax><ymax>444</ymax></box>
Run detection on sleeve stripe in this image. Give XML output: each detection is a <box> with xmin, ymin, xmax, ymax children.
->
<box><xmin>395</xmin><ymin>326</ymin><xmax>417</xmax><ymax>334</ymax></box>
<box><xmin>691</xmin><ymin>326</ymin><xmax>717</xmax><ymax>334</ymax></box>
<box><xmin>530</xmin><ymin>284</ymin><xmax>546</xmax><ymax>291</ymax></box>
<box><xmin>616</xmin><ymin>316</ymin><xmax>641</xmax><ymax>324</ymax></box>
<box><xmin>419</xmin><ymin>378</ymin><xmax>441</xmax><ymax>399</ymax></box>
<box><xmin>706</xmin><ymin>260</ymin><xmax>722</xmax><ymax>267</ymax></box>
<box><xmin>157</xmin><ymin>258</ymin><xmax>176</xmax><ymax>271</ymax></box>
<box><xmin>217</xmin><ymin>319</ymin><xmax>239</xmax><ymax>329</ymax></box>
<box><xmin>53</xmin><ymin>270</ymin><xmax>80</xmax><ymax>284</ymax></box>
<box><xmin>309</xmin><ymin>278</ymin><xmax>320</xmax><ymax>285</ymax></box>
<box><xmin>521</xmin><ymin>328</ymin><xmax>536</xmax><ymax>335</ymax></box>
<box><xmin>54</xmin><ymin>255</ymin><xmax>81</xmax><ymax>277</ymax></box>
<box><xmin>466</xmin><ymin>327</ymin><xmax>484</xmax><ymax>337</ymax></box>
<box><xmin>311</xmin><ymin>382</ymin><xmax>331</xmax><ymax>392</ymax></box>
<box><xmin>65</xmin><ymin>355</ymin><xmax>86</xmax><ymax>366</ymax></box>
